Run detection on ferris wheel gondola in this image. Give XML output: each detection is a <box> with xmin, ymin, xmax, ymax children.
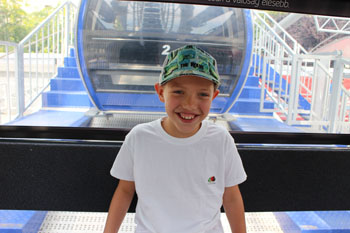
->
<box><xmin>76</xmin><ymin>0</ymin><xmax>253</xmax><ymax>113</ymax></box>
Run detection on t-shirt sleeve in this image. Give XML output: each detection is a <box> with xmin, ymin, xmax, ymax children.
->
<box><xmin>110</xmin><ymin>138</ymin><xmax>134</xmax><ymax>181</ymax></box>
<box><xmin>225</xmin><ymin>138</ymin><xmax>247</xmax><ymax>187</ymax></box>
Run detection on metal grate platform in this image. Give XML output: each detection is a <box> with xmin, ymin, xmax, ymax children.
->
<box><xmin>89</xmin><ymin>113</ymin><xmax>166</xmax><ymax>128</ymax></box>
<box><xmin>36</xmin><ymin>212</ymin><xmax>285</xmax><ymax>233</ymax></box>
<box><xmin>88</xmin><ymin>113</ymin><xmax>232</xmax><ymax>130</ymax></box>
<box><xmin>37</xmin><ymin>212</ymin><xmax>108</xmax><ymax>233</ymax></box>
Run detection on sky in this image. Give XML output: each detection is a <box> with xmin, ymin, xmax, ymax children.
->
<box><xmin>22</xmin><ymin>0</ymin><xmax>80</xmax><ymax>13</ymax></box>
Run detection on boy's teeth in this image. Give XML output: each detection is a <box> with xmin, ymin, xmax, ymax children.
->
<box><xmin>180</xmin><ymin>113</ymin><xmax>195</xmax><ymax>119</ymax></box>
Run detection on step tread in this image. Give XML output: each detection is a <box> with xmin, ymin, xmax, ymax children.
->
<box><xmin>44</xmin><ymin>91</ymin><xmax>88</xmax><ymax>95</ymax></box>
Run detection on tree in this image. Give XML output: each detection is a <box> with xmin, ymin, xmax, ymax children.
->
<box><xmin>286</xmin><ymin>16</ymin><xmax>332</xmax><ymax>51</ymax></box>
<box><xmin>26</xmin><ymin>5</ymin><xmax>56</xmax><ymax>31</ymax></box>
<box><xmin>0</xmin><ymin>0</ymin><xmax>55</xmax><ymax>43</ymax></box>
<box><xmin>0</xmin><ymin>0</ymin><xmax>27</xmax><ymax>42</ymax></box>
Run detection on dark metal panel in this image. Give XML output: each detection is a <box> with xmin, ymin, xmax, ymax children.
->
<box><xmin>1</xmin><ymin>126</ymin><xmax>350</xmax><ymax>145</ymax></box>
<box><xmin>0</xmin><ymin>140</ymin><xmax>350</xmax><ymax>212</ymax></box>
<box><xmin>131</xmin><ymin>0</ymin><xmax>350</xmax><ymax>17</ymax></box>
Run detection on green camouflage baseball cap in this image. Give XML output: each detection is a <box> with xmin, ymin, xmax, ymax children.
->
<box><xmin>159</xmin><ymin>45</ymin><xmax>220</xmax><ymax>86</ymax></box>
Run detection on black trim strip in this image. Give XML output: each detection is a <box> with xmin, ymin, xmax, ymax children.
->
<box><xmin>0</xmin><ymin>126</ymin><xmax>349</xmax><ymax>145</ymax></box>
<box><xmin>130</xmin><ymin>0</ymin><xmax>350</xmax><ymax>17</ymax></box>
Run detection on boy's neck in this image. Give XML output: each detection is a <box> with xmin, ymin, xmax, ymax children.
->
<box><xmin>161</xmin><ymin>117</ymin><xmax>203</xmax><ymax>138</ymax></box>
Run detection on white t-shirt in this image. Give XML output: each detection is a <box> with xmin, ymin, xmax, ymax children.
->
<box><xmin>110</xmin><ymin>118</ymin><xmax>247</xmax><ymax>233</ymax></box>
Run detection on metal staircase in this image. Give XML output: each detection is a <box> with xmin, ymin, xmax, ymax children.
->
<box><xmin>42</xmin><ymin>48</ymin><xmax>92</xmax><ymax>109</ymax></box>
<box><xmin>230</xmin><ymin>70</ymin><xmax>274</xmax><ymax>116</ymax></box>
<box><xmin>245</xmin><ymin>10</ymin><xmax>350</xmax><ymax>133</ymax></box>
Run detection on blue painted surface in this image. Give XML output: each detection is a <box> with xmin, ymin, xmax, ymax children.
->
<box><xmin>274</xmin><ymin>212</ymin><xmax>301</xmax><ymax>233</ymax></box>
<box><xmin>244</xmin><ymin>75</ymin><xmax>260</xmax><ymax>86</ymax></box>
<box><xmin>273</xmin><ymin>211</ymin><xmax>350</xmax><ymax>233</ymax></box>
<box><xmin>50</xmin><ymin>78</ymin><xmax>86</xmax><ymax>91</ymax></box>
<box><xmin>239</xmin><ymin>86</ymin><xmax>262</xmax><ymax>99</ymax></box>
<box><xmin>56</xmin><ymin>67</ymin><xmax>80</xmax><ymax>79</ymax></box>
<box><xmin>278</xmin><ymin>211</ymin><xmax>350</xmax><ymax>233</ymax></box>
<box><xmin>250</xmin><ymin>54</ymin><xmax>264</xmax><ymax>75</ymax></box>
<box><xmin>64</xmin><ymin>57</ymin><xmax>77</xmax><ymax>67</ymax></box>
<box><xmin>42</xmin><ymin>91</ymin><xmax>92</xmax><ymax>108</ymax></box>
<box><xmin>315</xmin><ymin>211</ymin><xmax>350</xmax><ymax>231</ymax></box>
<box><xmin>0</xmin><ymin>210</ymin><xmax>47</xmax><ymax>233</ymax></box>
<box><xmin>7</xmin><ymin>110</ymin><xmax>90</xmax><ymax>127</ymax></box>
<box><xmin>229</xmin><ymin>75</ymin><xmax>274</xmax><ymax>116</ymax></box>
<box><xmin>76</xmin><ymin>0</ymin><xmax>101</xmax><ymax>109</ymax></box>
<box><xmin>42</xmin><ymin>46</ymin><xmax>93</xmax><ymax>108</ymax></box>
<box><xmin>220</xmin><ymin>9</ymin><xmax>253</xmax><ymax>113</ymax></box>
<box><xmin>229</xmin><ymin>117</ymin><xmax>302</xmax><ymax>132</ymax></box>
<box><xmin>230</xmin><ymin>98</ymin><xmax>274</xmax><ymax>115</ymax></box>
<box><xmin>286</xmin><ymin>211</ymin><xmax>331</xmax><ymax>233</ymax></box>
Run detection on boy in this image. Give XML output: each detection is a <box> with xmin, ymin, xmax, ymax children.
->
<box><xmin>104</xmin><ymin>45</ymin><xmax>247</xmax><ymax>233</ymax></box>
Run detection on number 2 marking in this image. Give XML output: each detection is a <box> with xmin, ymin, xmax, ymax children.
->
<box><xmin>162</xmin><ymin>45</ymin><xmax>171</xmax><ymax>55</ymax></box>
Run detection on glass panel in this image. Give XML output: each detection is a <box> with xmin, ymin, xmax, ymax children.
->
<box><xmin>2</xmin><ymin>0</ymin><xmax>350</xmax><ymax>135</ymax></box>
<box><xmin>82</xmin><ymin>0</ymin><xmax>247</xmax><ymax>95</ymax></box>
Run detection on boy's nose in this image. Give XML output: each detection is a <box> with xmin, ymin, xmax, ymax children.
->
<box><xmin>182</xmin><ymin>94</ymin><xmax>197</xmax><ymax>110</ymax></box>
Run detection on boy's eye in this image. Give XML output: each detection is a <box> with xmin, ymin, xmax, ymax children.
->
<box><xmin>173</xmin><ymin>90</ymin><xmax>184</xmax><ymax>94</ymax></box>
<box><xmin>199</xmin><ymin>92</ymin><xmax>210</xmax><ymax>97</ymax></box>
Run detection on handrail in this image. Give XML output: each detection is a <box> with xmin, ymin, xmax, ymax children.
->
<box><xmin>0</xmin><ymin>41</ymin><xmax>18</xmax><ymax>47</ymax></box>
<box><xmin>253</xmin><ymin>14</ymin><xmax>294</xmax><ymax>56</ymax></box>
<box><xmin>253</xmin><ymin>11</ymin><xmax>308</xmax><ymax>55</ymax></box>
<box><xmin>343</xmin><ymin>58</ymin><xmax>350</xmax><ymax>65</ymax></box>
<box><xmin>0</xmin><ymin>41</ymin><xmax>17</xmax><ymax>59</ymax></box>
<box><xmin>20</xmin><ymin>1</ymin><xmax>72</xmax><ymax>45</ymax></box>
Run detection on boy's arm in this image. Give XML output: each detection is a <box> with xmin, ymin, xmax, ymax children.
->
<box><xmin>104</xmin><ymin>180</ymin><xmax>135</xmax><ymax>233</ymax></box>
<box><xmin>222</xmin><ymin>185</ymin><xmax>246</xmax><ymax>233</ymax></box>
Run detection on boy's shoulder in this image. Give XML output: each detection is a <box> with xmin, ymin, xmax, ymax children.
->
<box><xmin>205</xmin><ymin>120</ymin><xmax>231</xmax><ymax>135</ymax></box>
<box><xmin>128</xmin><ymin>118</ymin><xmax>160</xmax><ymax>137</ymax></box>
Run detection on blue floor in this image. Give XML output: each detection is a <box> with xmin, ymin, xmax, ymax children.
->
<box><xmin>7</xmin><ymin>110</ymin><xmax>91</xmax><ymax>127</ymax></box>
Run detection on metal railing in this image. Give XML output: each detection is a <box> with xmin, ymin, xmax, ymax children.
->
<box><xmin>252</xmin><ymin>10</ymin><xmax>350</xmax><ymax>133</ymax></box>
<box><xmin>330</xmin><ymin>58</ymin><xmax>350</xmax><ymax>133</ymax></box>
<box><xmin>251</xmin><ymin>10</ymin><xmax>309</xmax><ymax>116</ymax></box>
<box><xmin>0</xmin><ymin>42</ymin><xmax>19</xmax><ymax>124</ymax></box>
<box><xmin>251</xmin><ymin>10</ymin><xmax>308</xmax><ymax>117</ymax></box>
<box><xmin>0</xmin><ymin>0</ymin><xmax>76</xmax><ymax>125</ymax></box>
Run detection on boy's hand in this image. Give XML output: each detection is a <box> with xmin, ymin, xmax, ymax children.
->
<box><xmin>104</xmin><ymin>180</ymin><xmax>135</xmax><ymax>233</ymax></box>
<box><xmin>223</xmin><ymin>185</ymin><xmax>246</xmax><ymax>233</ymax></box>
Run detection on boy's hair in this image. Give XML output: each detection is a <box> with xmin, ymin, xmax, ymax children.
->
<box><xmin>159</xmin><ymin>45</ymin><xmax>221</xmax><ymax>88</ymax></box>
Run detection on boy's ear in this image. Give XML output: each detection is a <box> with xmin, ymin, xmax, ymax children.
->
<box><xmin>154</xmin><ymin>83</ymin><xmax>165</xmax><ymax>103</ymax></box>
<box><xmin>212</xmin><ymin>89</ymin><xmax>220</xmax><ymax>100</ymax></box>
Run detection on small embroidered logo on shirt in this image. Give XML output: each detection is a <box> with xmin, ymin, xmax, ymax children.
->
<box><xmin>208</xmin><ymin>176</ymin><xmax>216</xmax><ymax>184</ymax></box>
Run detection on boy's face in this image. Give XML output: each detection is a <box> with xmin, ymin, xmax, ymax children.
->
<box><xmin>155</xmin><ymin>75</ymin><xmax>220</xmax><ymax>138</ymax></box>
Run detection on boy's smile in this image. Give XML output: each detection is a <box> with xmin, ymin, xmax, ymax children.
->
<box><xmin>155</xmin><ymin>75</ymin><xmax>220</xmax><ymax>138</ymax></box>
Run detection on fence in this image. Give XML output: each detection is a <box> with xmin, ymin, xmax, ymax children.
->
<box><xmin>0</xmin><ymin>42</ymin><xmax>19</xmax><ymax>124</ymax></box>
<box><xmin>0</xmin><ymin>0</ymin><xmax>77</xmax><ymax>125</ymax></box>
